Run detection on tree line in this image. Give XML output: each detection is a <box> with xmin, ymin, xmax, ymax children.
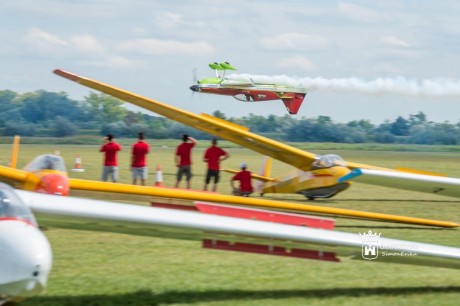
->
<box><xmin>1</xmin><ymin>90</ymin><xmax>459</xmax><ymax>145</ymax></box>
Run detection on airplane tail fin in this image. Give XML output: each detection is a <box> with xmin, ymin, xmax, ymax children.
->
<box><xmin>255</xmin><ymin>156</ymin><xmax>273</xmax><ymax>193</ymax></box>
<box><xmin>282</xmin><ymin>94</ymin><xmax>306</xmax><ymax>115</ymax></box>
<box><xmin>8</xmin><ymin>135</ymin><xmax>20</xmax><ymax>168</ymax></box>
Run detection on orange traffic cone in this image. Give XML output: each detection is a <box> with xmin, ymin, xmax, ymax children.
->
<box><xmin>71</xmin><ymin>154</ymin><xmax>85</xmax><ymax>172</ymax></box>
<box><xmin>154</xmin><ymin>164</ymin><xmax>163</xmax><ymax>187</ymax></box>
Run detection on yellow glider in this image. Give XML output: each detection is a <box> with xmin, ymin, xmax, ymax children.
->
<box><xmin>53</xmin><ymin>69</ymin><xmax>460</xmax><ymax>201</ymax></box>
<box><xmin>0</xmin><ymin>136</ymin><xmax>70</xmax><ymax>195</ymax></box>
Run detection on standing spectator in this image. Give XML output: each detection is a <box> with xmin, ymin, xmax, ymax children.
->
<box><xmin>100</xmin><ymin>133</ymin><xmax>122</xmax><ymax>182</ymax></box>
<box><xmin>231</xmin><ymin>163</ymin><xmax>254</xmax><ymax>197</ymax></box>
<box><xmin>175</xmin><ymin>134</ymin><xmax>197</xmax><ymax>189</ymax></box>
<box><xmin>131</xmin><ymin>132</ymin><xmax>150</xmax><ymax>185</ymax></box>
<box><xmin>203</xmin><ymin>139</ymin><xmax>229</xmax><ymax>191</ymax></box>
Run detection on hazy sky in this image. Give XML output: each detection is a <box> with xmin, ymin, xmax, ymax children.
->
<box><xmin>2</xmin><ymin>0</ymin><xmax>460</xmax><ymax>123</ymax></box>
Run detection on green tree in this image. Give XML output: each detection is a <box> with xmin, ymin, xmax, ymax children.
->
<box><xmin>84</xmin><ymin>93</ymin><xmax>127</xmax><ymax>123</ymax></box>
<box><xmin>409</xmin><ymin>112</ymin><xmax>427</xmax><ymax>126</ymax></box>
<box><xmin>52</xmin><ymin>116</ymin><xmax>78</xmax><ymax>137</ymax></box>
<box><xmin>19</xmin><ymin>91</ymin><xmax>80</xmax><ymax>124</ymax></box>
<box><xmin>390</xmin><ymin>116</ymin><xmax>410</xmax><ymax>136</ymax></box>
<box><xmin>212</xmin><ymin>110</ymin><xmax>227</xmax><ymax>120</ymax></box>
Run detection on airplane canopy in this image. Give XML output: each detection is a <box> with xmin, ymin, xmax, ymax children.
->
<box><xmin>24</xmin><ymin>154</ymin><xmax>67</xmax><ymax>173</ymax></box>
<box><xmin>312</xmin><ymin>154</ymin><xmax>346</xmax><ymax>169</ymax></box>
<box><xmin>0</xmin><ymin>183</ymin><xmax>37</xmax><ymax>225</ymax></box>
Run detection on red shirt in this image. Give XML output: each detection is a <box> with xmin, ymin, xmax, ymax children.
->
<box><xmin>232</xmin><ymin>170</ymin><xmax>253</xmax><ymax>193</ymax></box>
<box><xmin>100</xmin><ymin>142</ymin><xmax>121</xmax><ymax>166</ymax></box>
<box><xmin>132</xmin><ymin>141</ymin><xmax>150</xmax><ymax>167</ymax></box>
<box><xmin>204</xmin><ymin>145</ymin><xmax>227</xmax><ymax>170</ymax></box>
<box><xmin>176</xmin><ymin>142</ymin><xmax>195</xmax><ymax>166</ymax></box>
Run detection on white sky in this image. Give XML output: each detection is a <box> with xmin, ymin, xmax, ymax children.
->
<box><xmin>1</xmin><ymin>0</ymin><xmax>460</xmax><ymax>123</ymax></box>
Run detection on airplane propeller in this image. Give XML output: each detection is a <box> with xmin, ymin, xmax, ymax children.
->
<box><xmin>190</xmin><ymin>68</ymin><xmax>200</xmax><ymax>100</ymax></box>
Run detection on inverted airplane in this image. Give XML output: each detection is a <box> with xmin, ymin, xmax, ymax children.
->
<box><xmin>53</xmin><ymin>69</ymin><xmax>460</xmax><ymax>202</ymax></box>
<box><xmin>189</xmin><ymin>62</ymin><xmax>307</xmax><ymax>115</ymax></box>
<box><xmin>1</xmin><ymin>183</ymin><xmax>460</xmax><ymax>304</ymax></box>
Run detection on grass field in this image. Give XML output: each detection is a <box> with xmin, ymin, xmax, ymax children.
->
<box><xmin>1</xmin><ymin>141</ymin><xmax>459</xmax><ymax>306</ymax></box>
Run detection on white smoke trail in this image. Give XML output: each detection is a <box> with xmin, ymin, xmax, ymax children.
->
<box><xmin>228</xmin><ymin>73</ymin><xmax>460</xmax><ymax>98</ymax></box>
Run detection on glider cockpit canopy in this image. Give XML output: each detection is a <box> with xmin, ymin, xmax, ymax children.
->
<box><xmin>24</xmin><ymin>154</ymin><xmax>67</xmax><ymax>173</ymax></box>
<box><xmin>0</xmin><ymin>183</ymin><xmax>37</xmax><ymax>225</ymax></box>
<box><xmin>311</xmin><ymin>154</ymin><xmax>346</xmax><ymax>170</ymax></box>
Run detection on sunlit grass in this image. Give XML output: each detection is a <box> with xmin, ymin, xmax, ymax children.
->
<box><xmin>0</xmin><ymin>141</ymin><xmax>458</xmax><ymax>306</ymax></box>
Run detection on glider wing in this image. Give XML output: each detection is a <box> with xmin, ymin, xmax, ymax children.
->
<box><xmin>67</xmin><ymin>178</ymin><xmax>458</xmax><ymax>227</ymax></box>
<box><xmin>340</xmin><ymin>168</ymin><xmax>460</xmax><ymax>198</ymax></box>
<box><xmin>0</xmin><ymin>165</ymin><xmax>29</xmax><ymax>185</ymax></box>
<box><xmin>15</xmin><ymin>189</ymin><xmax>460</xmax><ymax>269</ymax></box>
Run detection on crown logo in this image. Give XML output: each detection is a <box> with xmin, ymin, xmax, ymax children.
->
<box><xmin>359</xmin><ymin>230</ymin><xmax>381</xmax><ymax>243</ymax></box>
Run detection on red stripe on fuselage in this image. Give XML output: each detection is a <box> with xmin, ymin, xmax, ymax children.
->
<box><xmin>0</xmin><ymin>217</ymin><xmax>37</xmax><ymax>227</ymax></box>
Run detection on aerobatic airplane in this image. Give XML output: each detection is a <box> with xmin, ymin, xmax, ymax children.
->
<box><xmin>1</xmin><ymin>182</ymin><xmax>460</xmax><ymax>304</ymax></box>
<box><xmin>53</xmin><ymin>69</ymin><xmax>460</xmax><ymax>202</ymax></box>
<box><xmin>189</xmin><ymin>62</ymin><xmax>307</xmax><ymax>115</ymax></box>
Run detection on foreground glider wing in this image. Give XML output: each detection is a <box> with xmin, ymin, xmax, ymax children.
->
<box><xmin>340</xmin><ymin>169</ymin><xmax>460</xmax><ymax>198</ymax></box>
<box><xmin>53</xmin><ymin>69</ymin><xmax>317</xmax><ymax>171</ymax></box>
<box><xmin>67</xmin><ymin>179</ymin><xmax>458</xmax><ymax>228</ymax></box>
<box><xmin>15</xmin><ymin>189</ymin><xmax>460</xmax><ymax>269</ymax></box>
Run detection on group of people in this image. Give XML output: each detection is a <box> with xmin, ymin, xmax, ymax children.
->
<box><xmin>99</xmin><ymin>133</ymin><xmax>254</xmax><ymax>196</ymax></box>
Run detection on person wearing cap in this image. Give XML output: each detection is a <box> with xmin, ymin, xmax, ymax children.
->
<box><xmin>131</xmin><ymin>132</ymin><xmax>150</xmax><ymax>185</ymax></box>
<box><xmin>175</xmin><ymin>134</ymin><xmax>197</xmax><ymax>189</ymax></box>
<box><xmin>231</xmin><ymin>163</ymin><xmax>253</xmax><ymax>196</ymax></box>
<box><xmin>100</xmin><ymin>133</ymin><xmax>122</xmax><ymax>182</ymax></box>
<box><xmin>203</xmin><ymin>139</ymin><xmax>229</xmax><ymax>192</ymax></box>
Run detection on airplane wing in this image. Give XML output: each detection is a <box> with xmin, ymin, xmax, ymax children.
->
<box><xmin>67</xmin><ymin>178</ymin><xmax>458</xmax><ymax>227</ymax></box>
<box><xmin>220</xmin><ymin>79</ymin><xmax>255</xmax><ymax>87</ymax></box>
<box><xmin>14</xmin><ymin>189</ymin><xmax>460</xmax><ymax>269</ymax></box>
<box><xmin>53</xmin><ymin>69</ymin><xmax>317</xmax><ymax>171</ymax></box>
<box><xmin>340</xmin><ymin>168</ymin><xmax>460</xmax><ymax>198</ymax></box>
<box><xmin>0</xmin><ymin>165</ymin><xmax>29</xmax><ymax>185</ymax></box>
<box><xmin>222</xmin><ymin>169</ymin><xmax>277</xmax><ymax>182</ymax></box>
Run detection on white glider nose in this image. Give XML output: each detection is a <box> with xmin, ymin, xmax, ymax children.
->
<box><xmin>0</xmin><ymin>220</ymin><xmax>52</xmax><ymax>302</ymax></box>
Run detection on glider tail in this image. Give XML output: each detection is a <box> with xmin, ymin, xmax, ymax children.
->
<box><xmin>8</xmin><ymin>135</ymin><xmax>20</xmax><ymax>168</ymax></box>
<box><xmin>256</xmin><ymin>156</ymin><xmax>273</xmax><ymax>194</ymax></box>
<box><xmin>282</xmin><ymin>94</ymin><xmax>306</xmax><ymax>115</ymax></box>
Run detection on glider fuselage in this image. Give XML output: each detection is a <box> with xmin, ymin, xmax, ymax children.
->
<box><xmin>0</xmin><ymin>184</ymin><xmax>52</xmax><ymax>304</ymax></box>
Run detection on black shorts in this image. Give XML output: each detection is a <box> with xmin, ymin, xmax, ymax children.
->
<box><xmin>205</xmin><ymin>169</ymin><xmax>220</xmax><ymax>184</ymax></box>
<box><xmin>176</xmin><ymin>165</ymin><xmax>192</xmax><ymax>181</ymax></box>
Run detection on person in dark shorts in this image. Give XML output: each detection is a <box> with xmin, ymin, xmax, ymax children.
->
<box><xmin>203</xmin><ymin>139</ymin><xmax>229</xmax><ymax>191</ymax></box>
<box><xmin>175</xmin><ymin>134</ymin><xmax>197</xmax><ymax>189</ymax></box>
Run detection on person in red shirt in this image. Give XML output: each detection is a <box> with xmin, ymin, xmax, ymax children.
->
<box><xmin>131</xmin><ymin>132</ymin><xmax>150</xmax><ymax>185</ymax></box>
<box><xmin>175</xmin><ymin>134</ymin><xmax>197</xmax><ymax>189</ymax></box>
<box><xmin>100</xmin><ymin>133</ymin><xmax>122</xmax><ymax>182</ymax></box>
<box><xmin>231</xmin><ymin>163</ymin><xmax>254</xmax><ymax>197</ymax></box>
<box><xmin>203</xmin><ymin>139</ymin><xmax>229</xmax><ymax>191</ymax></box>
